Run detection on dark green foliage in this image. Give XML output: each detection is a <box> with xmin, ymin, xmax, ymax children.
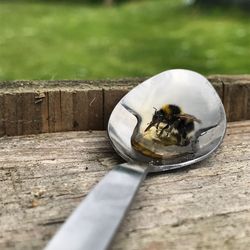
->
<box><xmin>195</xmin><ymin>0</ymin><xmax>250</xmax><ymax>8</ymax></box>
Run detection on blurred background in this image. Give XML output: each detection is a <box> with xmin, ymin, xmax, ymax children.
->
<box><xmin>0</xmin><ymin>0</ymin><xmax>249</xmax><ymax>80</ymax></box>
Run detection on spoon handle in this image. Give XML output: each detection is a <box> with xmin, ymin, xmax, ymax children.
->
<box><xmin>45</xmin><ymin>163</ymin><xmax>147</xmax><ymax>250</ymax></box>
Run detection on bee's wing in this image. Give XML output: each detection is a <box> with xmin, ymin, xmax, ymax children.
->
<box><xmin>178</xmin><ymin>113</ymin><xmax>202</xmax><ymax>123</ymax></box>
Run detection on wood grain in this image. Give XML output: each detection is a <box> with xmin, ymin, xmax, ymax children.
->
<box><xmin>0</xmin><ymin>94</ymin><xmax>5</xmax><ymax>136</ymax></box>
<box><xmin>4</xmin><ymin>93</ymin><xmax>17</xmax><ymax>136</ymax></box>
<box><xmin>0</xmin><ymin>120</ymin><xmax>249</xmax><ymax>250</ymax></box>
<box><xmin>38</xmin><ymin>91</ymin><xmax>49</xmax><ymax>133</ymax></box>
<box><xmin>87</xmin><ymin>89</ymin><xmax>104</xmax><ymax>130</ymax></box>
<box><xmin>208</xmin><ymin>75</ymin><xmax>250</xmax><ymax>122</ymax></box>
<box><xmin>48</xmin><ymin>91</ymin><xmax>61</xmax><ymax>133</ymax></box>
<box><xmin>103</xmin><ymin>87</ymin><xmax>129</xmax><ymax>128</ymax></box>
<box><xmin>60</xmin><ymin>91</ymin><xmax>73</xmax><ymax>131</ymax></box>
<box><xmin>72</xmin><ymin>90</ymin><xmax>89</xmax><ymax>131</ymax></box>
<box><xmin>22</xmin><ymin>92</ymin><xmax>39</xmax><ymax>135</ymax></box>
<box><xmin>224</xmin><ymin>81</ymin><xmax>250</xmax><ymax>121</ymax></box>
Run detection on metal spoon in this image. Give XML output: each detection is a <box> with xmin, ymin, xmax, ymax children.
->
<box><xmin>45</xmin><ymin>69</ymin><xmax>226</xmax><ymax>250</ymax></box>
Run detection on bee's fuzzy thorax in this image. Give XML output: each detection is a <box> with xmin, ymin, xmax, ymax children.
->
<box><xmin>162</xmin><ymin>104</ymin><xmax>182</xmax><ymax>116</ymax></box>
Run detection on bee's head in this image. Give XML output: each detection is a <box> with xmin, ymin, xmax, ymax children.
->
<box><xmin>144</xmin><ymin>108</ymin><xmax>165</xmax><ymax>132</ymax></box>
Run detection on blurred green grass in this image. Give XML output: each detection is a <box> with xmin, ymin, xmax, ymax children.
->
<box><xmin>0</xmin><ymin>0</ymin><xmax>250</xmax><ymax>80</ymax></box>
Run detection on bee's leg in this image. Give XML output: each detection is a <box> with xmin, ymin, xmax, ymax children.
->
<box><xmin>181</xmin><ymin>121</ymin><xmax>194</xmax><ymax>145</ymax></box>
<box><xmin>155</xmin><ymin>122</ymin><xmax>161</xmax><ymax>133</ymax></box>
<box><xmin>177</xmin><ymin>130</ymin><xmax>189</xmax><ymax>146</ymax></box>
<box><xmin>168</xmin><ymin>120</ymin><xmax>181</xmax><ymax>135</ymax></box>
<box><xmin>176</xmin><ymin>134</ymin><xmax>182</xmax><ymax>145</ymax></box>
<box><xmin>185</xmin><ymin>121</ymin><xmax>194</xmax><ymax>134</ymax></box>
<box><xmin>180</xmin><ymin>136</ymin><xmax>190</xmax><ymax>146</ymax></box>
<box><xmin>159</xmin><ymin>124</ymin><xmax>170</xmax><ymax>136</ymax></box>
<box><xmin>159</xmin><ymin>121</ymin><xmax>177</xmax><ymax>138</ymax></box>
<box><xmin>168</xmin><ymin>124</ymin><xmax>175</xmax><ymax>134</ymax></box>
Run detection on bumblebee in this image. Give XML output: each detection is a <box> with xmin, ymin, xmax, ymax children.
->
<box><xmin>144</xmin><ymin>104</ymin><xmax>201</xmax><ymax>146</ymax></box>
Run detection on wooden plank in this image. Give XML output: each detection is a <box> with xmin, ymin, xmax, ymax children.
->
<box><xmin>103</xmin><ymin>88</ymin><xmax>129</xmax><ymax>129</ymax></box>
<box><xmin>16</xmin><ymin>93</ymin><xmax>23</xmax><ymax>135</ymax></box>
<box><xmin>211</xmin><ymin>81</ymin><xmax>223</xmax><ymax>101</ymax></box>
<box><xmin>60</xmin><ymin>91</ymin><xmax>73</xmax><ymax>131</ymax></box>
<box><xmin>22</xmin><ymin>91</ymin><xmax>48</xmax><ymax>135</ymax></box>
<box><xmin>87</xmin><ymin>89</ymin><xmax>103</xmax><ymax>130</ymax></box>
<box><xmin>223</xmin><ymin>81</ymin><xmax>250</xmax><ymax>122</ymax></box>
<box><xmin>22</xmin><ymin>92</ymin><xmax>35</xmax><ymax>135</ymax></box>
<box><xmin>0</xmin><ymin>121</ymin><xmax>249</xmax><ymax>250</ymax></box>
<box><xmin>73</xmin><ymin>90</ymin><xmax>88</xmax><ymax>131</ymax></box>
<box><xmin>4</xmin><ymin>94</ymin><xmax>17</xmax><ymax>136</ymax></box>
<box><xmin>0</xmin><ymin>94</ymin><xmax>5</xmax><ymax>137</ymax></box>
<box><xmin>0</xmin><ymin>76</ymin><xmax>249</xmax><ymax>136</ymax></box>
<box><xmin>48</xmin><ymin>91</ymin><xmax>61</xmax><ymax>133</ymax></box>
<box><xmin>38</xmin><ymin>91</ymin><xmax>49</xmax><ymax>133</ymax></box>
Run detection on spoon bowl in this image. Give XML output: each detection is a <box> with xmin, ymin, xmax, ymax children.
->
<box><xmin>108</xmin><ymin>69</ymin><xmax>226</xmax><ymax>171</ymax></box>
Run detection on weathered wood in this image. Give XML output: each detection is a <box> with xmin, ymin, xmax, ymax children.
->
<box><xmin>22</xmin><ymin>92</ymin><xmax>41</xmax><ymax>135</ymax></box>
<box><xmin>0</xmin><ymin>120</ymin><xmax>249</xmax><ymax>250</ymax></box>
<box><xmin>224</xmin><ymin>81</ymin><xmax>250</xmax><ymax>121</ymax></box>
<box><xmin>87</xmin><ymin>89</ymin><xmax>104</xmax><ymax>130</ymax></box>
<box><xmin>208</xmin><ymin>75</ymin><xmax>250</xmax><ymax>121</ymax></box>
<box><xmin>0</xmin><ymin>94</ymin><xmax>5</xmax><ymax>136</ymax></box>
<box><xmin>38</xmin><ymin>91</ymin><xmax>49</xmax><ymax>133</ymax></box>
<box><xmin>48</xmin><ymin>91</ymin><xmax>61</xmax><ymax>133</ymax></box>
<box><xmin>0</xmin><ymin>76</ymin><xmax>249</xmax><ymax>135</ymax></box>
<box><xmin>60</xmin><ymin>91</ymin><xmax>73</xmax><ymax>131</ymax></box>
<box><xmin>103</xmin><ymin>87</ymin><xmax>131</xmax><ymax>128</ymax></box>
<box><xmin>4</xmin><ymin>94</ymin><xmax>17</xmax><ymax>136</ymax></box>
<box><xmin>72</xmin><ymin>90</ymin><xmax>89</xmax><ymax>131</ymax></box>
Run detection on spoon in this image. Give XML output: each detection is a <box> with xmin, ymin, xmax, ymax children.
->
<box><xmin>45</xmin><ymin>69</ymin><xmax>226</xmax><ymax>250</ymax></box>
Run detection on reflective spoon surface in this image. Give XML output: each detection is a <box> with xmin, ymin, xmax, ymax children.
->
<box><xmin>45</xmin><ymin>69</ymin><xmax>226</xmax><ymax>250</ymax></box>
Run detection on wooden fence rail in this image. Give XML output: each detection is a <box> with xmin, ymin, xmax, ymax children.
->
<box><xmin>0</xmin><ymin>75</ymin><xmax>249</xmax><ymax>136</ymax></box>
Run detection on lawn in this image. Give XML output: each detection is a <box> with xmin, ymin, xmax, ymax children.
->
<box><xmin>0</xmin><ymin>0</ymin><xmax>250</xmax><ymax>80</ymax></box>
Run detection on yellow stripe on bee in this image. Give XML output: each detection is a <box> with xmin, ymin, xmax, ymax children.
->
<box><xmin>162</xmin><ymin>104</ymin><xmax>183</xmax><ymax>116</ymax></box>
<box><xmin>162</xmin><ymin>104</ymin><xmax>171</xmax><ymax>114</ymax></box>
